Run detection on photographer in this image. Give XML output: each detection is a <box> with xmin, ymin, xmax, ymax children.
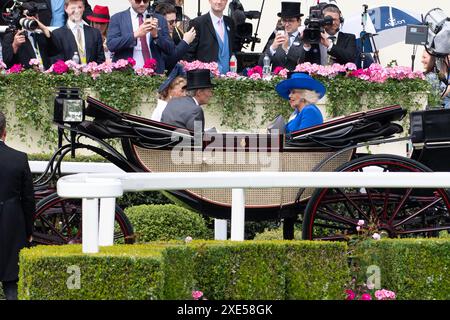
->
<box><xmin>1</xmin><ymin>9</ymin><xmax>54</xmax><ymax>70</ymax></box>
<box><xmin>259</xmin><ymin>2</ymin><xmax>306</xmax><ymax>71</ymax></box>
<box><xmin>303</xmin><ymin>3</ymin><xmax>356</xmax><ymax>65</ymax></box>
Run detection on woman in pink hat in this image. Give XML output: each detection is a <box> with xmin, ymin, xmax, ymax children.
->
<box><xmin>87</xmin><ymin>5</ymin><xmax>111</xmax><ymax>60</ymax></box>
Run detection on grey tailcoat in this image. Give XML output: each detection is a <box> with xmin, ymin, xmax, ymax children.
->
<box><xmin>161</xmin><ymin>96</ymin><xmax>205</xmax><ymax>132</ymax></box>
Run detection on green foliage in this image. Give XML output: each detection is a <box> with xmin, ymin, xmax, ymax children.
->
<box><xmin>355</xmin><ymin>239</ymin><xmax>450</xmax><ymax>300</ymax></box>
<box><xmin>125</xmin><ymin>204</ymin><xmax>211</xmax><ymax>242</ymax></box>
<box><xmin>19</xmin><ymin>241</ymin><xmax>350</xmax><ymax>300</ymax></box>
<box><xmin>28</xmin><ymin>153</ymin><xmax>107</xmax><ymax>162</ymax></box>
<box><xmin>1</xmin><ymin>72</ymin><xmax>434</xmax><ymax>147</ymax></box>
<box><xmin>163</xmin><ymin>240</ymin><xmax>348</xmax><ymax>300</ymax></box>
<box><xmin>254</xmin><ymin>227</ymin><xmax>302</xmax><ymax>240</ymax></box>
<box><xmin>18</xmin><ymin>244</ymin><xmax>166</xmax><ymax>300</ymax></box>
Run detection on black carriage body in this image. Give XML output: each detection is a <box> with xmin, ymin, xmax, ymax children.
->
<box><xmin>75</xmin><ymin>97</ymin><xmax>405</xmax><ymax>221</ymax></box>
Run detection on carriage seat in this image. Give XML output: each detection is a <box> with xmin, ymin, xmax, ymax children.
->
<box><xmin>285</xmin><ymin>105</ymin><xmax>406</xmax><ymax>149</ymax></box>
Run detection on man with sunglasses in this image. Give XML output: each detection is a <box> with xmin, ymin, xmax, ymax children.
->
<box><xmin>107</xmin><ymin>0</ymin><xmax>174</xmax><ymax>74</ymax></box>
<box><xmin>259</xmin><ymin>2</ymin><xmax>306</xmax><ymax>71</ymax></box>
<box><xmin>155</xmin><ymin>2</ymin><xmax>195</xmax><ymax>74</ymax></box>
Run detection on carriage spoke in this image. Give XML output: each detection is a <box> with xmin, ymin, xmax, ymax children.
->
<box><xmin>37</xmin><ymin>215</ymin><xmax>69</xmax><ymax>242</ymax></box>
<box><xmin>317</xmin><ymin>207</ymin><xmax>358</xmax><ymax>227</ymax></box>
<box><xmin>393</xmin><ymin>198</ymin><xmax>443</xmax><ymax>228</ymax></box>
<box><xmin>396</xmin><ymin>225</ymin><xmax>450</xmax><ymax>235</ymax></box>
<box><xmin>381</xmin><ymin>188</ymin><xmax>391</xmax><ymax>220</ymax></box>
<box><xmin>388</xmin><ymin>188</ymin><xmax>413</xmax><ymax>225</ymax></box>
<box><xmin>335</xmin><ymin>188</ymin><xmax>371</xmax><ymax>221</ymax></box>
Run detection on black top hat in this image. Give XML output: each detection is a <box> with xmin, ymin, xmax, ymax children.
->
<box><xmin>277</xmin><ymin>2</ymin><xmax>304</xmax><ymax>18</ymax></box>
<box><xmin>185</xmin><ymin>69</ymin><xmax>214</xmax><ymax>91</ymax></box>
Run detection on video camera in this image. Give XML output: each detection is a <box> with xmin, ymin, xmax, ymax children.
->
<box><xmin>229</xmin><ymin>0</ymin><xmax>261</xmax><ymax>52</ymax></box>
<box><xmin>3</xmin><ymin>0</ymin><xmax>47</xmax><ymax>32</ymax></box>
<box><xmin>303</xmin><ymin>3</ymin><xmax>333</xmax><ymax>44</ymax></box>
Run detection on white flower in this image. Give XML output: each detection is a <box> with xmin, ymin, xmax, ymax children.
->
<box><xmin>356</xmin><ymin>226</ymin><xmax>361</xmax><ymax>232</ymax></box>
<box><xmin>357</xmin><ymin>220</ymin><xmax>365</xmax><ymax>226</ymax></box>
<box><xmin>372</xmin><ymin>233</ymin><xmax>381</xmax><ymax>240</ymax></box>
<box><xmin>185</xmin><ymin>236</ymin><xmax>193</xmax><ymax>243</ymax></box>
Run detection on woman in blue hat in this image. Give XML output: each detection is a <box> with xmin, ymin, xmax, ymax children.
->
<box><xmin>275</xmin><ymin>72</ymin><xmax>326</xmax><ymax>134</ymax></box>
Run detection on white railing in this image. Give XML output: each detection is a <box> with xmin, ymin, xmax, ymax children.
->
<box><xmin>56</xmin><ymin>171</ymin><xmax>450</xmax><ymax>253</ymax></box>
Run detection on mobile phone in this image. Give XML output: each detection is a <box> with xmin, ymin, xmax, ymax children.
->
<box><xmin>145</xmin><ymin>13</ymin><xmax>153</xmax><ymax>21</ymax></box>
<box><xmin>277</xmin><ymin>30</ymin><xmax>285</xmax><ymax>36</ymax></box>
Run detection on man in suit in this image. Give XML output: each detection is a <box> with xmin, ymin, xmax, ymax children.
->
<box><xmin>258</xmin><ymin>2</ymin><xmax>305</xmax><ymax>71</ymax></box>
<box><xmin>161</xmin><ymin>69</ymin><xmax>213</xmax><ymax>132</ymax></box>
<box><xmin>37</xmin><ymin>0</ymin><xmax>92</xmax><ymax>27</ymax></box>
<box><xmin>0</xmin><ymin>111</ymin><xmax>35</xmax><ymax>300</ymax></box>
<box><xmin>107</xmin><ymin>0</ymin><xmax>174</xmax><ymax>74</ymax></box>
<box><xmin>155</xmin><ymin>2</ymin><xmax>196</xmax><ymax>74</ymax></box>
<box><xmin>303</xmin><ymin>4</ymin><xmax>356</xmax><ymax>65</ymax></box>
<box><xmin>184</xmin><ymin>0</ymin><xmax>236</xmax><ymax>75</ymax></box>
<box><xmin>51</xmin><ymin>0</ymin><xmax>105</xmax><ymax>64</ymax></box>
<box><xmin>1</xmin><ymin>15</ymin><xmax>54</xmax><ymax>70</ymax></box>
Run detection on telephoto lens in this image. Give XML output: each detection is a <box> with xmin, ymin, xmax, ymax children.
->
<box><xmin>19</xmin><ymin>17</ymin><xmax>38</xmax><ymax>31</ymax></box>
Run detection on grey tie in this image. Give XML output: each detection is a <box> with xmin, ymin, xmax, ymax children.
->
<box><xmin>327</xmin><ymin>36</ymin><xmax>337</xmax><ymax>65</ymax></box>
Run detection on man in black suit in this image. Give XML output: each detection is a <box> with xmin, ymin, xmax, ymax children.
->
<box><xmin>38</xmin><ymin>0</ymin><xmax>92</xmax><ymax>27</ymax></box>
<box><xmin>184</xmin><ymin>0</ymin><xmax>235</xmax><ymax>74</ymax></box>
<box><xmin>1</xmin><ymin>15</ymin><xmax>54</xmax><ymax>70</ymax></box>
<box><xmin>51</xmin><ymin>0</ymin><xmax>104</xmax><ymax>64</ymax></box>
<box><xmin>303</xmin><ymin>4</ymin><xmax>356</xmax><ymax>65</ymax></box>
<box><xmin>258</xmin><ymin>2</ymin><xmax>306</xmax><ymax>71</ymax></box>
<box><xmin>0</xmin><ymin>111</ymin><xmax>35</xmax><ymax>300</ymax></box>
<box><xmin>161</xmin><ymin>69</ymin><xmax>213</xmax><ymax>132</ymax></box>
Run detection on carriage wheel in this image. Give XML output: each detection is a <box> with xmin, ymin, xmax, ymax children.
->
<box><xmin>302</xmin><ymin>154</ymin><xmax>450</xmax><ymax>240</ymax></box>
<box><xmin>33</xmin><ymin>192</ymin><xmax>135</xmax><ymax>245</ymax></box>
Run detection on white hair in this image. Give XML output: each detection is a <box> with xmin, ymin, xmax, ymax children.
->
<box><xmin>297</xmin><ymin>89</ymin><xmax>320</xmax><ymax>105</ymax></box>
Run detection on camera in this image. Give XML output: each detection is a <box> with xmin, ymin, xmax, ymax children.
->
<box><xmin>228</xmin><ymin>0</ymin><xmax>261</xmax><ymax>51</ymax></box>
<box><xmin>3</xmin><ymin>0</ymin><xmax>47</xmax><ymax>32</ymax></box>
<box><xmin>303</xmin><ymin>3</ymin><xmax>333</xmax><ymax>44</ymax></box>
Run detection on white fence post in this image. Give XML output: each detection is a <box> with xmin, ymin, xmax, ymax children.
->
<box><xmin>82</xmin><ymin>198</ymin><xmax>99</xmax><ymax>253</ymax></box>
<box><xmin>214</xmin><ymin>219</ymin><xmax>228</xmax><ymax>240</ymax></box>
<box><xmin>98</xmin><ymin>198</ymin><xmax>116</xmax><ymax>246</ymax></box>
<box><xmin>231</xmin><ymin>188</ymin><xmax>246</xmax><ymax>241</ymax></box>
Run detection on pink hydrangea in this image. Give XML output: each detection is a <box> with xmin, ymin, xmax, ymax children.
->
<box><xmin>247</xmin><ymin>65</ymin><xmax>262</xmax><ymax>78</ymax></box>
<box><xmin>6</xmin><ymin>64</ymin><xmax>23</xmax><ymax>74</ymax></box>
<box><xmin>273</xmin><ymin>66</ymin><xmax>284</xmax><ymax>75</ymax></box>
<box><xmin>52</xmin><ymin>60</ymin><xmax>69</xmax><ymax>74</ymax></box>
<box><xmin>224</xmin><ymin>71</ymin><xmax>239</xmax><ymax>79</ymax></box>
<box><xmin>134</xmin><ymin>67</ymin><xmax>155</xmax><ymax>76</ymax></box>
<box><xmin>143</xmin><ymin>58</ymin><xmax>157</xmax><ymax>70</ymax></box>
<box><xmin>114</xmin><ymin>59</ymin><xmax>131</xmax><ymax>69</ymax></box>
<box><xmin>29</xmin><ymin>58</ymin><xmax>40</xmax><ymax>66</ymax></box>
<box><xmin>249</xmin><ymin>73</ymin><xmax>262</xmax><ymax>80</ymax></box>
<box><xmin>127</xmin><ymin>57</ymin><xmax>136</xmax><ymax>67</ymax></box>
<box><xmin>180</xmin><ymin>60</ymin><xmax>220</xmax><ymax>77</ymax></box>
<box><xmin>192</xmin><ymin>290</ymin><xmax>203</xmax><ymax>300</ymax></box>
<box><xmin>375</xmin><ymin>289</ymin><xmax>396</xmax><ymax>300</ymax></box>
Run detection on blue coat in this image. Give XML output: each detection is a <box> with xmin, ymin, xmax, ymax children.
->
<box><xmin>107</xmin><ymin>8</ymin><xmax>175</xmax><ymax>74</ymax></box>
<box><xmin>285</xmin><ymin>104</ymin><xmax>323</xmax><ymax>134</ymax></box>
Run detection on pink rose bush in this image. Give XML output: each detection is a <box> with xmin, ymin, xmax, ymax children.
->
<box><xmin>192</xmin><ymin>290</ymin><xmax>204</xmax><ymax>300</ymax></box>
<box><xmin>375</xmin><ymin>289</ymin><xmax>396</xmax><ymax>300</ymax></box>
<box><xmin>6</xmin><ymin>63</ymin><xmax>23</xmax><ymax>74</ymax></box>
<box><xmin>180</xmin><ymin>60</ymin><xmax>220</xmax><ymax>77</ymax></box>
<box><xmin>345</xmin><ymin>285</ymin><xmax>396</xmax><ymax>301</ymax></box>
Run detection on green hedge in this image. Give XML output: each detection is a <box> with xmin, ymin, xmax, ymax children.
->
<box><xmin>355</xmin><ymin>239</ymin><xmax>450</xmax><ymax>300</ymax></box>
<box><xmin>19</xmin><ymin>241</ymin><xmax>349</xmax><ymax>300</ymax></box>
<box><xmin>19</xmin><ymin>244</ymin><xmax>167</xmax><ymax>300</ymax></box>
<box><xmin>125</xmin><ymin>204</ymin><xmax>211</xmax><ymax>242</ymax></box>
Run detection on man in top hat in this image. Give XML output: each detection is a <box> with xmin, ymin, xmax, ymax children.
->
<box><xmin>259</xmin><ymin>2</ymin><xmax>307</xmax><ymax>71</ymax></box>
<box><xmin>184</xmin><ymin>0</ymin><xmax>236</xmax><ymax>75</ymax></box>
<box><xmin>161</xmin><ymin>69</ymin><xmax>213</xmax><ymax>132</ymax></box>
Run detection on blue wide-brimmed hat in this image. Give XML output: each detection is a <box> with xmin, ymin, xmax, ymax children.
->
<box><xmin>158</xmin><ymin>64</ymin><xmax>187</xmax><ymax>93</ymax></box>
<box><xmin>275</xmin><ymin>72</ymin><xmax>326</xmax><ymax>100</ymax></box>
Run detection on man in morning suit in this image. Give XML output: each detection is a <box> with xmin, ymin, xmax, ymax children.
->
<box><xmin>0</xmin><ymin>112</ymin><xmax>35</xmax><ymax>300</ymax></box>
<box><xmin>107</xmin><ymin>0</ymin><xmax>175</xmax><ymax>74</ymax></box>
<box><xmin>1</xmin><ymin>15</ymin><xmax>54</xmax><ymax>70</ymax></box>
<box><xmin>51</xmin><ymin>0</ymin><xmax>105</xmax><ymax>64</ymax></box>
<box><xmin>184</xmin><ymin>0</ymin><xmax>236</xmax><ymax>74</ymax></box>
<box><xmin>303</xmin><ymin>3</ymin><xmax>356</xmax><ymax>65</ymax></box>
<box><xmin>258</xmin><ymin>2</ymin><xmax>306</xmax><ymax>71</ymax></box>
<box><xmin>161</xmin><ymin>69</ymin><xmax>214</xmax><ymax>132</ymax></box>
<box><xmin>28</xmin><ymin>0</ymin><xmax>93</xmax><ymax>28</ymax></box>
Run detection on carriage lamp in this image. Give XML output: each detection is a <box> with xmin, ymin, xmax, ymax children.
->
<box><xmin>53</xmin><ymin>87</ymin><xmax>85</xmax><ymax>124</ymax></box>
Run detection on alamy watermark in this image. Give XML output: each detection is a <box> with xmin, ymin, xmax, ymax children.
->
<box><xmin>66</xmin><ymin>265</ymin><xmax>81</xmax><ymax>290</ymax></box>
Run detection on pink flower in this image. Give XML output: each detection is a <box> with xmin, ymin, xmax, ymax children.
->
<box><xmin>127</xmin><ymin>57</ymin><xmax>136</xmax><ymax>67</ymax></box>
<box><xmin>375</xmin><ymin>289</ymin><xmax>396</xmax><ymax>300</ymax></box>
<box><xmin>192</xmin><ymin>290</ymin><xmax>203</xmax><ymax>300</ymax></box>
<box><xmin>372</xmin><ymin>233</ymin><xmax>381</xmax><ymax>240</ymax></box>
<box><xmin>29</xmin><ymin>58</ymin><xmax>40</xmax><ymax>66</ymax></box>
<box><xmin>345</xmin><ymin>289</ymin><xmax>355</xmax><ymax>300</ymax></box>
<box><xmin>360</xmin><ymin>293</ymin><xmax>372</xmax><ymax>300</ymax></box>
<box><xmin>0</xmin><ymin>60</ymin><xmax>6</xmax><ymax>69</ymax></box>
<box><xmin>224</xmin><ymin>71</ymin><xmax>239</xmax><ymax>79</ymax></box>
<box><xmin>356</xmin><ymin>226</ymin><xmax>361</xmax><ymax>232</ymax></box>
<box><xmin>179</xmin><ymin>60</ymin><xmax>219</xmax><ymax>77</ymax></box>
<box><xmin>52</xmin><ymin>60</ymin><xmax>69</xmax><ymax>74</ymax></box>
<box><xmin>357</xmin><ymin>220</ymin><xmax>365</xmax><ymax>226</ymax></box>
<box><xmin>249</xmin><ymin>73</ymin><xmax>262</xmax><ymax>80</ymax></box>
<box><xmin>247</xmin><ymin>65</ymin><xmax>263</xmax><ymax>78</ymax></box>
<box><xmin>6</xmin><ymin>64</ymin><xmax>23</xmax><ymax>74</ymax></box>
<box><xmin>143</xmin><ymin>58</ymin><xmax>157</xmax><ymax>69</ymax></box>
<box><xmin>273</xmin><ymin>66</ymin><xmax>284</xmax><ymax>75</ymax></box>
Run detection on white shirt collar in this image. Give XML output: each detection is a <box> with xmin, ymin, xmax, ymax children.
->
<box><xmin>209</xmin><ymin>11</ymin><xmax>223</xmax><ymax>25</ymax></box>
<box><xmin>131</xmin><ymin>8</ymin><xmax>148</xmax><ymax>19</ymax></box>
<box><xmin>192</xmin><ymin>97</ymin><xmax>200</xmax><ymax>106</ymax></box>
<box><xmin>325</xmin><ymin>31</ymin><xmax>340</xmax><ymax>39</ymax></box>
<box><xmin>67</xmin><ymin>19</ymin><xmax>85</xmax><ymax>30</ymax></box>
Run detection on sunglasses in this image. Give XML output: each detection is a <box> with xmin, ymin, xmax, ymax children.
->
<box><xmin>134</xmin><ymin>0</ymin><xmax>149</xmax><ymax>4</ymax></box>
<box><xmin>167</xmin><ymin>19</ymin><xmax>176</xmax><ymax>25</ymax></box>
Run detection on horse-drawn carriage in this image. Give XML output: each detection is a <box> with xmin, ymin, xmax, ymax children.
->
<box><xmin>32</xmin><ymin>90</ymin><xmax>450</xmax><ymax>244</ymax></box>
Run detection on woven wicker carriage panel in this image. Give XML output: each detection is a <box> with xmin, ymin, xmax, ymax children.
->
<box><xmin>296</xmin><ymin>149</ymin><xmax>354</xmax><ymax>202</ymax></box>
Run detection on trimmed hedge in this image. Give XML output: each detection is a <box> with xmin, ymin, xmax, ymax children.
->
<box><xmin>19</xmin><ymin>245</ymin><xmax>167</xmax><ymax>300</ymax></box>
<box><xmin>19</xmin><ymin>241</ymin><xmax>349</xmax><ymax>300</ymax></box>
<box><xmin>356</xmin><ymin>239</ymin><xmax>450</xmax><ymax>300</ymax></box>
<box><xmin>125</xmin><ymin>204</ymin><xmax>211</xmax><ymax>242</ymax></box>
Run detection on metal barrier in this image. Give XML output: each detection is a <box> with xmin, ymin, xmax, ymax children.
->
<box><xmin>57</xmin><ymin>171</ymin><xmax>450</xmax><ymax>253</ymax></box>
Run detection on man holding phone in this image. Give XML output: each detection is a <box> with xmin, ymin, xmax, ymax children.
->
<box><xmin>259</xmin><ymin>2</ymin><xmax>306</xmax><ymax>71</ymax></box>
<box><xmin>107</xmin><ymin>0</ymin><xmax>174</xmax><ymax>73</ymax></box>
